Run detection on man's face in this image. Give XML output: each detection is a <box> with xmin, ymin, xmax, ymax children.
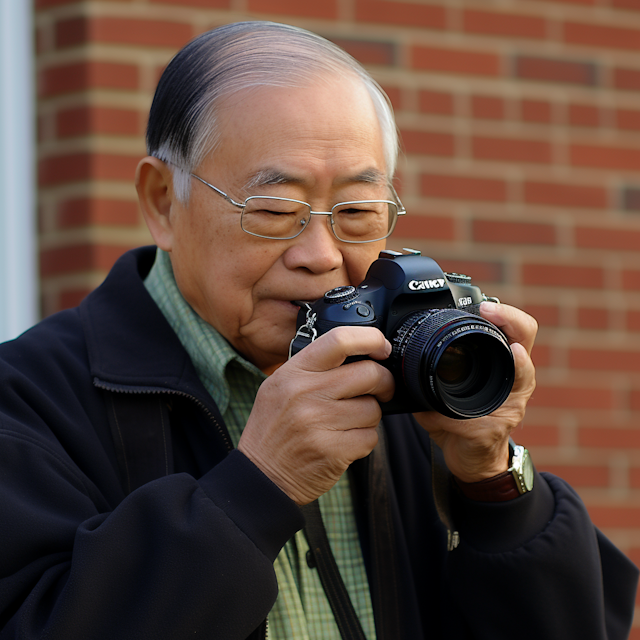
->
<box><xmin>166</xmin><ymin>75</ymin><xmax>389</xmax><ymax>373</ymax></box>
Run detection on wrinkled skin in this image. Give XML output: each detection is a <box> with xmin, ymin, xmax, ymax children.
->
<box><xmin>136</xmin><ymin>75</ymin><xmax>537</xmax><ymax>504</ymax></box>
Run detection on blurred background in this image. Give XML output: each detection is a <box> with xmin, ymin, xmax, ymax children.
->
<box><xmin>2</xmin><ymin>0</ymin><xmax>640</xmax><ymax>632</ymax></box>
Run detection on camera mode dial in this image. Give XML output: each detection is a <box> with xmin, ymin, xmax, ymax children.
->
<box><xmin>324</xmin><ymin>286</ymin><xmax>358</xmax><ymax>304</ymax></box>
<box><xmin>445</xmin><ymin>273</ymin><xmax>472</xmax><ymax>284</ymax></box>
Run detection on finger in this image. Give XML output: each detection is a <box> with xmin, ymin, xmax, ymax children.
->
<box><xmin>326</xmin><ymin>358</ymin><xmax>396</xmax><ymax>404</ymax></box>
<box><xmin>479</xmin><ymin>302</ymin><xmax>538</xmax><ymax>355</ymax></box>
<box><xmin>510</xmin><ymin>342</ymin><xmax>536</xmax><ymax>398</ymax></box>
<box><xmin>290</xmin><ymin>326</ymin><xmax>392</xmax><ymax>372</ymax></box>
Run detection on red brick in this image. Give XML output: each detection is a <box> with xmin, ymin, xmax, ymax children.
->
<box><xmin>472</xmin><ymin>135</ymin><xmax>552</xmax><ymax>164</ymax></box>
<box><xmin>421</xmin><ymin>174</ymin><xmax>507</xmax><ymax>202</ymax></box>
<box><xmin>568</xmin><ymin>103</ymin><xmax>601</xmax><ymax>127</ymax></box>
<box><xmin>587</xmin><ymin>506</ymin><xmax>640</xmax><ymax>528</ymax></box>
<box><xmin>616</xmin><ymin>109</ymin><xmax>640</xmax><ymax>131</ymax></box>
<box><xmin>39</xmin><ymin>153</ymin><xmax>140</xmax><ymax>186</ymax></box>
<box><xmin>631</xmin><ymin>389</ymin><xmax>640</xmax><ymax>410</ymax></box>
<box><xmin>434</xmin><ymin>260</ymin><xmax>504</xmax><ymax>284</ymax></box>
<box><xmin>516</xmin><ymin>424</ymin><xmax>560</xmax><ymax>447</ymax></box>
<box><xmin>412</xmin><ymin>46</ymin><xmax>501</xmax><ymax>77</ymax></box>
<box><xmin>530</xmin><ymin>385</ymin><xmax>613</xmax><ymax>409</ymax></box>
<box><xmin>247</xmin><ymin>0</ymin><xmax>337</xmax><ymax>18</ymax></box>
<box><xmin>580</xmin><ymin>427</ymin><xmax>640</xmax><ymax>448</ymax></box>
<box><xmin>330</xmin><ymin>38</ymin><xmax>396</xmax><ymax>66</ymax></box>
<box><xmin>622</xmin><ymin>188</ymin><xmax>640</xmax><ymax>211</ymax></box>
<box><xmin>393</xmin><ymin>214</ymin><xmax>455</xmax><ymax>241</ymax></box>
<box><xmin>355</xmin><ymin>0</ymin><xmax>446</xmax><ymax>29</ymax></box>
<box><xmin>473</xmin><ymin>220</ymin><xmax>556</xmax><ymax>245</ymax></box>
<box><xmin>57</xmin><ymin>198</ymin><xmax>140</xmax><ymax>228</ymax></box>
<box><xmin>627</xmin><ymin>310</ymin><xmax>640</xmax><ymax>332</ymax></box>
<box><xmin>539</xmin><ymin>465</ymin><xmax>609</xmax><ymax>487</ymax></box>
<box><xmin>570</xmin><ymin>144</ymin><xmax>640</xmax><ymax>171</ymax></box>
<box><xmin>531</xmin><ymin>344</ymin><xmax>551</xmax><ymax>367</ymax></box>
<box><xmin>59</xmin><ymin>288</ymin><xmax>93</xmax><ymax>310</ymax></box>
<box><xmin>150</xmin><ymin>0</ymin><xmax>228</xmax><ymax>6</ymax></box>
<box><xmin>575</xmin><ymin>226</ymin><xmax>640</xmax><ymax>251</ymax></box>
<box><xmin>418</xmin><ymin>90</ymin><xmax>455</xmax><ymax>115</ymax></box>
<box><xmin>623</xmin><ymin>270</ymin><xmax>640</xmax><ymax>291</ymax></box>
<box><xmin>612</xmin><ymin>0</ymin><xmax>640</xmax><ymax>10</ymax></box>
<box><xmin>627</xmin><ymin>549</ymin><xmax>640</xmax><ymax>569</ymax></box>
<box><xmin>514</xmin><ymin>56</ymin><xmax>597</xmax><ymax>86</ymax></box>
<box><xmin>40</xmin><ymin>244</ymin><xmax>133</xmax><ymax>277</ymax></box>
<box><xmin>39</xmin><ymin>62</ymin><xmax>138</xmax><ymax>97</ymax></box>
<box><xmin>56</xmin><ymin>16</ymin><xmax>193</xmax><ymax>49</ymax></box>
<box><xmin>564</xmin><ymin>21</ymin><xmax>640</xmax><ymax>52</ymax></box>
<box><xmin>569</xmin><ymin>348</ymin><xmax>640</xmax><ymax>372</ymax></box>
<box><xmin>523</xmin><ymin>181</ymin><xmax>608</xmax><ymax>209</ymax></box>
<box><xmin>577</xmin><ymin>307</ymin><xmax>608</xmax><ymax>330</ymax></box>
<box><xmin>400</xmin><ymin>130</ymin><xmax>455</xmax><ymax>156</ymax></box>
<box><xmin>630</xmin><ymin>469</ymin><xmax>640</xmax><ymax>489</ymax></box>
<box><xmin>463</xmin><ymin>9</ymin><xmax>547</xmax><ymax>39</ymax></box>
<box><xmin>528</xmin><ymin>0</ymin><xmax>594</xmax><ymax>5</ymax></box>
<box><xmin>522</xmin><ymin>304</ymin><xmax>560</xmax><ymax>327</ymax></box>
<box><xmin>471</xmin><ymin>95</ymin><xmax>505</xmax><ymax>120</ymax></box>
<box><xmin>522</xmin><ymin>263</ymin><xmax>605</xmax><ymax>288</ymax></box>
<box><xmin>381</xmin><ymin>85</ymin><xmax>401</xmax><ymax>110</ymax></box>
<box><xmin>520</xmin><ymin>99</ymin><xmax>553</xmax><ymax>123</ymax></box>
<box><xmin>613</xmin><ymin>67</ymin><xmax>640</xmax><ymax>91</ymax></box>
<box><xmin>56</xmin><ymin>106</ymin><xmax>140</xmax><ymax>138</ymax></box>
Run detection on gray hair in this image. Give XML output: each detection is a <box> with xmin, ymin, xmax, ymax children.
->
<box><xmin>146</xmin><ymin>21</ymin><xmax>399</xmax><ymax>202</ymax></box>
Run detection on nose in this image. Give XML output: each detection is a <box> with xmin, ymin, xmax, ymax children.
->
<box><xmin>282</xmin><ymin>213</ymin><xmax>344</xmax><ymax>274</ymax></box>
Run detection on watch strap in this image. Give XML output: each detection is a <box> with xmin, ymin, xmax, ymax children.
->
<box><xmin>454</xmin><ymin>470</ymin><xmax>521</xmax><ymax>502</ymax></box>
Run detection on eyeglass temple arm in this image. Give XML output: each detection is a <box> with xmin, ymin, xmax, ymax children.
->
<box><xmin>389</xmin><ymin>184</ymin><xmax>407</xmax><ymax>215</ymax></box>
<box><xmin>189</xmin><ymin>173</ymin><xmax>245</xmax><ymax>208</ymax></box>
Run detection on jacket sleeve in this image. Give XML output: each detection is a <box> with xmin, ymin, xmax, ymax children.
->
<box><xmin>0</xmin><ymin>431</ymin><xmax>303</xmax><ymax>640</ymax></box>
<box><xmin>447</xmin><ymin>470</ymin><xmax>639</xmax><ymax>640</ymax></box>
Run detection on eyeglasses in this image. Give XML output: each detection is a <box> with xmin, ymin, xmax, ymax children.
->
<box><xmin>190</xmin><ymin>173</ymin><xmax>406</xmax><ymax>244</ymax></box>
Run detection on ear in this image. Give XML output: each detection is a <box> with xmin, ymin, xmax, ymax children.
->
<box><xmin>135</xmin><ymin>156</ymin><xmax>180</xmax><ymax>252</ymax></box>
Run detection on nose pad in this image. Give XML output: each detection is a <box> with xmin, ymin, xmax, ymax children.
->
<box><xmin>283</xmin><ymin>213</ymin><xmax>343</xmax><ymax>273</ymax></box>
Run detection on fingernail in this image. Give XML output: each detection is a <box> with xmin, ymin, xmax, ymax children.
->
<box><xmin>385</xmin><ymin>340</ymin><xmax>392</xmax><ymax>357</ymax></box>
<box><xmin>480</xmin><ymin>301</ymin><xmax>499</xmax><ymax>314</ymax></box>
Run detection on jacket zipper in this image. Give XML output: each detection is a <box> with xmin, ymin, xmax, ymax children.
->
<box><xmin>93</xmin><ymin>379</ymin><xmax>234</xmax><ymax>452</ymax></box>
<box><xmin>95</xmin><ymin>379</ymin><xmax>268</xmax><ymax>638</ymax></box>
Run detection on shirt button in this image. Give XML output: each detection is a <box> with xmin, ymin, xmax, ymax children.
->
<box><xmin>306</xmin><ymin>549</ymin><xmax>317</xmax><ymax>568</ymax></box>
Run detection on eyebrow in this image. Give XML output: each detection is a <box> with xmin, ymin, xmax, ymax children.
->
<box><xmin>242</xmin><ymin>167</ymin><xmax>388</xmax><ymax>192</ymax></box>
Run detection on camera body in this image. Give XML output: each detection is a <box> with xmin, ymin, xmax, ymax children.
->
<box><xmin>289</xmin><ymin>249</ymin><xmax>515</xmax><ymax>418</ymax></box>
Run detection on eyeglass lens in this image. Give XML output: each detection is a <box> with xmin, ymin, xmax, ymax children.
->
<box><xmin>241</xmin><ymin>197</ymin><xmax>397</xmax><ymax>242</ymax></box>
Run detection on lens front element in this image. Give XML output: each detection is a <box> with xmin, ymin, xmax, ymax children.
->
<box><xmin>396</xmin><ymin>309</ymin><xmax>515</xmax><ymax>419</ymax></box>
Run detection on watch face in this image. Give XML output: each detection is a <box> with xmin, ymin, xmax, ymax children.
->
<box><xmin>522</xmin><ymin>450</ymin><xmax>534</xmax><ymax>492</ymax></box>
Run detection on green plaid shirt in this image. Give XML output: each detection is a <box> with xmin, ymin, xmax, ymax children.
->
<box><xmin>144</xmin><ymin>249</ymin><xmax>376</xmax><ymax>640</ymax></box>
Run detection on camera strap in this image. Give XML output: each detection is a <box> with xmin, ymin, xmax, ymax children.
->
<box><xmin>300</xmin><ymin>499</ymin><xmax>368</xmax><ymax>640</ymax></box>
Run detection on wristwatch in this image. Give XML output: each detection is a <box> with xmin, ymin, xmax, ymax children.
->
<box><xmin>454</xmin><ymin>442</ymin><xmax>534</xmax><ymax>502</ymax></box>
<box><xmin>509</xmin><ymin>444</ymin><xmax>534</xmax><ymax>495</ymax></box>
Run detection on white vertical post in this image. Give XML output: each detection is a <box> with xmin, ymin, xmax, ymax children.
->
<box><xmin>0</xmin><ymin>0</ymin><xmax>37</xmax><ymax>342</ymax></box>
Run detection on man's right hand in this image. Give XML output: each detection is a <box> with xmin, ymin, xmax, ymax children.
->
<box><xmin>237</xmin><ymin>326</ymin><xmax>395</xmax><ymax>505</ymax></box>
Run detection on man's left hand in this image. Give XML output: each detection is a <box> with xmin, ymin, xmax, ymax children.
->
<box><xmin>413</xmin><ymin>301</ymin><xmax>537</xmax><ymax>483</ymax></box>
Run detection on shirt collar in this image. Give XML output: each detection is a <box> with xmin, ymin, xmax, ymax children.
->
<box><xmin>143</xmin><ymin>248</ymin><xmax>264</xmax><ymax>414</ymax></box>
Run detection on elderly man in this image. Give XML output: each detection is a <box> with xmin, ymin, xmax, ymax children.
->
<box><xmin>0</xmin><ymin>21</ymin><xmax>637</xmax><ymax>640</ymax></box>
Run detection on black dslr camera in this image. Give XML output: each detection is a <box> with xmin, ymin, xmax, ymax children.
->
<box><xmin>289</xmin><ymin>249</ymin><xmax>515</xmax><ymax>418</ymax></box>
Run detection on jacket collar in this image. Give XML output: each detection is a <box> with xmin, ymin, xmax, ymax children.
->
<box><xmin>80</xmin><ymin>246</ymin><xmax>208</xmax><ymax>398</ymax></box>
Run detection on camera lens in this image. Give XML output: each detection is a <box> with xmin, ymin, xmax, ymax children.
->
<box><xmin>436</xmin><ymin>343</ymin><xmax>474</xmax><ymax>386</ymax></box>
<box><xmin>393</xmin><ymin>309</ymin><xmax>515</xmax><ymax>419</ymax></box>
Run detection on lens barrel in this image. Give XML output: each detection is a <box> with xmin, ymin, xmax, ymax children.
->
<box><xmin>395</xmin><ymin>309</ymin><xmax>515</xmax><ymax>418</ymax></box>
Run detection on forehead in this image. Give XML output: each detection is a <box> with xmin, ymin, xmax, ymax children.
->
<box><xmin>200</xmin><ymin>75</ymin><xmax>387</xmax><ymax>190</ymax></box>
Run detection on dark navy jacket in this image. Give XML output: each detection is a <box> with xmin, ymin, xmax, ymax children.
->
<box><xmin>0</xmin><ymin>246</ymin><xmax>637</xmax><ymax>639</ymax></box>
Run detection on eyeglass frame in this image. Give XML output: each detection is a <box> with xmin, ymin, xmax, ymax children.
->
<box><xmin>189</xmin><ymin>172</ymin><xmax>406</xmax><ymax>244</ymax></box>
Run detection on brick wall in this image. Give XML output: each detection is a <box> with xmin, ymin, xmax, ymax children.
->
<box><xmin>35</xmin><ymin>0</ymin><xmax>640</xmax><ymax>630</ymax></box>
